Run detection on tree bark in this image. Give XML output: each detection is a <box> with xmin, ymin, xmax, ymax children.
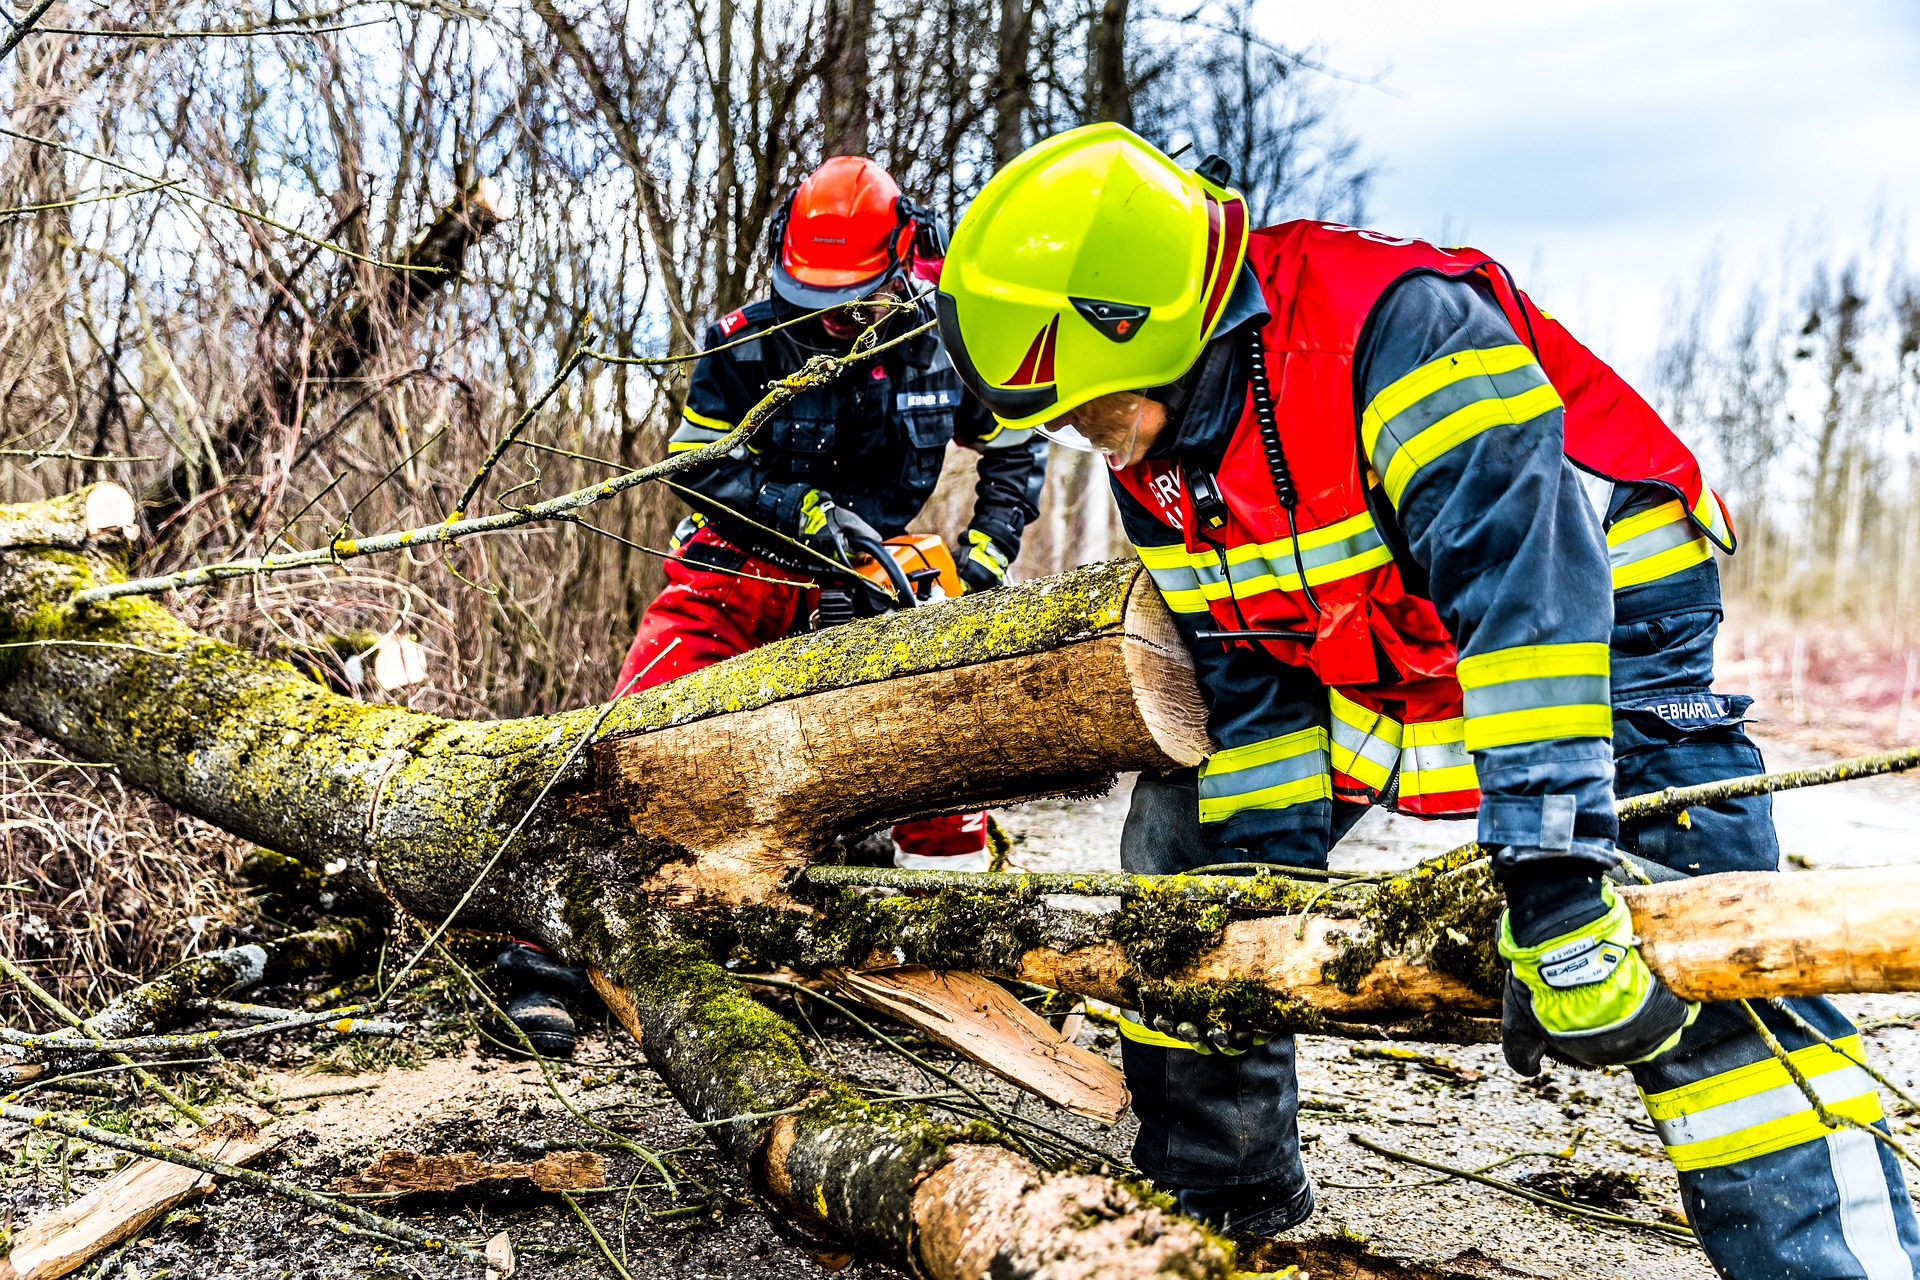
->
<box><xmin>0</xmin><ymin>485</ymin><xmax>1229</xmax><ymax>1279</ymax></box>
<box><xmin>141</xmin><ymin>181</ymin><xmax>509</xmax><ymax>527</ymax></box>
<box><xmin>991</xmin><ymin>0</ymin><xmax>1035</xmax><ymax>164</ymax></box>
<box><xmin>1087</xmin><ymin>0</ymin><xmax>1132</xmax><ymax>127</ymax></box>
<box><xmin>820</xmin><ymin>0</ymin><xmax>874</xmax><ymax>158</ymax></box>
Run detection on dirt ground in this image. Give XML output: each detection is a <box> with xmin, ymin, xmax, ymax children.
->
<box><xmin>7</xmin><ymin>725</ymin><xmax>1920</xmax><ymax>1279</ymax></box>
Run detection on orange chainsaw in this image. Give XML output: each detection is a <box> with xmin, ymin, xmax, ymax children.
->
<box><xmin>817</xmin><ymin>532</ymin><xmax>965</xmax><ymax>627</ymax></box>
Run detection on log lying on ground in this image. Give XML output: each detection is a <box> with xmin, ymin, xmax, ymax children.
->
<box><xmin>8</xmin><ymin>485</ymin><xmax>1920</xmax><ymax>1273</ymax></box>
<box><xmin>75</xmin><ymin>919</ymin><xmax>375</xmax><ymax>1042</ymax></box>
<box><xmin>0</xmin><ymin>486</ymin><xmax>1229</xmax><ymax>1279</ymax></box>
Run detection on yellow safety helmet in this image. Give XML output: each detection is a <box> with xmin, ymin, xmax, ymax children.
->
<box><xmin>935</xmin><ymin>123</ymin><xmax>1249</xmax><ymax>433</ymax></box>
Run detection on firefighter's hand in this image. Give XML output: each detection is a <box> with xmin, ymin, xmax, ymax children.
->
<box><xmin>797</xmin><ymin>490</ymin><xmax>883</xmax><ymax>564</ymax></box>
<box><xmin>957</xmin><ymin>530</ymin><xmax>1011</xmax><ymax>593</ymax></box>
<box><xmin>1497</xmin><ymin>880</ymin><xmax>1696</xmax><ymax>1075</ymax></box>
<box><xmin>1129</xmin><ymin>1012</ymin><xmax>1268</xmax><ymax>1056</ymax></box>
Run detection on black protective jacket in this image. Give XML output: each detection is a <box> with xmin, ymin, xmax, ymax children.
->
<box><xmin>668</xmin><ymin>296</ymin><xmax>1046</xmax><ymax>566</ymax></box>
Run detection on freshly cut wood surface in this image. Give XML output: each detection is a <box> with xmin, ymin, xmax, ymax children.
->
<box><xmin>1626</xmin><ymin>866</ymin><xmax>1920</xmax><ymax>1003</ymax></box>
<box><xmin>0</xmin><ymin>1112</ymin><xmax>279</xmax><ymax>1280</ymax></box>
<box><xmin>823</xmin><ymin>966</ymin><xmax>1129</xmax><ymax>1122</ymax></box>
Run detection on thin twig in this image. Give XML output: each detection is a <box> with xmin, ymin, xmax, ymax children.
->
<box><xmin>0</xmin><ymin>125</ymin><xmax>443</xmax><ymax>273</ymax></box>
<box><xmin>563</xmin><ymin>1191</ymin><xmax>636</xmax><ymax>1280</ymax></box>
<box><xmin>2</xmin><ymin>1004</ymin><xmax>376</xmax><ymax>1053</ymax></box>
<box><xmin>735</xmin><ymin>973</ymin><xmax>1044</xmax><ymax>1165</ymax></box>
<box><xmin>0</xmin><ymin>1102</ymin><xmax>487</xmax><ymax>1262</ymax></box>
<box><xmin>0</xmin><ymin>447</ymin><xmax>160</xmax><ymax>462</ymax></box>
<box><xmin>0</xmin><ymin>0</ymin><xmax>57</xmax><ymax>62</ymax></box>
<box><xmin>1348</xmin><ymin>1135</ymin><xmax>1696</xmax><ymax>1244</ymax></box>
<box><xmin>71</xmin><ymin>321</ymin><xmax>933</xmax><ymax>604</ymax></box>
<box><xmin>1733</xmin><ymin>1000</ymin><xmax>1920</xmax><ymax>1175</ymax></box>
<box><xmin>0</xmin><ymin>954</ymin><xmax>205</xmax><ymax>1125</ymax></box>
<box><xmin>1616</xmin><ymin>744</ymin><xmax>1920</xmax><ymax>822</ymax></box>
<box><xmin>1768</xmin><ymin>997</ymin><xmax>1920</xmax><ymax>1118</ymax></box>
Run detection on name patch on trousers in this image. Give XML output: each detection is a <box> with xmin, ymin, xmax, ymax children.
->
<box><xmin>1631</xmin><ymin>693</ymin><xmax>1734</xmax><ymax>729</ymax></box>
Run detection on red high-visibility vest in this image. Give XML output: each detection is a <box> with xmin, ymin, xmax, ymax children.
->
<box><xmin>1114</xmin><ymin>221</ymin><xmax>1733</xmax><ymax>816</ymax></box>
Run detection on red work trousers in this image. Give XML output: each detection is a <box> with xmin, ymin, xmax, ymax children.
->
<box><xmin>613</xmin><ymin>527</ymin><xmax>989</xmax><ymax>865</ymax></box>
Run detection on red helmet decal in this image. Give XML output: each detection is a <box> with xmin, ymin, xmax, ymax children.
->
<box><xmin>1005</xmin><ymin>314</ymin><xmax>1059</xmax><ymax>388</ymax></box>
<box><xmin>1198</xmin><ymin>192</ymin><xmax>1247</xmax><ymax>332</ymax></box>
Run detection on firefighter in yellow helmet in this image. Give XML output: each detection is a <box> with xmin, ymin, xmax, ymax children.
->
<box><xmin>937</xmin><ymin>124</ymin><xmax>1920</xmax><ymax>1274</ymax></box>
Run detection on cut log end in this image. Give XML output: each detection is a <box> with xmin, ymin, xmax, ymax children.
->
<box><xmin>911</xmin><ymin>1144</ymin><xmax>1233</xmax><ymax>1280</ymax></box>
<box><xmin>1121</xmin><ymin>571</ymin><xmax>1210</xmax><ymax>767</ymax></box>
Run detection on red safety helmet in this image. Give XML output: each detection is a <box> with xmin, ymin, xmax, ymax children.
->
<box><xmin>770</xmin><ymin>156</ymin><xmax>941</xmax><ymax>309</ymax></box>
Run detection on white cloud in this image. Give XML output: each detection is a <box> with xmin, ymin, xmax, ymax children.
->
<box><xmin>1266</xmin><ymin>0</ymin><xmax>1920</xmax><ymax>371</ymax></box>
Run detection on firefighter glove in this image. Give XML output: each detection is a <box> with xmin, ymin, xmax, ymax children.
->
<box><xmin>957</xmin><ymin>529</ymin><xmax>1011</xmax><ymax>593</ymax></box>
<box><xmin>1127</xmin><ymin>1011</ymin><xmax>1269</xmax><ymax>1057</ymax></box>
<box><xmin>1498</xmin><ymin>880</ymin><xmax>1696</xmax><ymax>1076</ymax></box>
<box><xmin>796</xmin><ymin>490</ymin><xmax>885</xmax><ymax>566</ymax></box>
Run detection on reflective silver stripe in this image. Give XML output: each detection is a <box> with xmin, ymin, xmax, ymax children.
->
<box><xmin>1830</xmin><ymin>1127</ymin><xmax>1915</xmax><ymax>1280</ymax></box>
<box><xmin>1145</xmin><ymin>563</ymin><xmax>1205</xmax><ymax>594</ymax></box>
<box><xmin>670</xmin><ymin>422</ymin><xmax>730</xmax><ymax>446</ymax></box>
<box><xmin>1609</xmin><ymin>519</ymin><xmax>1704</xmax><ymax>572</ymax></box>
<box><xmin>981</xmin><ymin>425</ymin><xmax>1038</xmax><ymax>451</ymax></box>
<box><xmin>1653</xmin><ymin>1065</ymin><xmax>1878</xmax><ymax>1148</ymax></box>
<box><xmin>1405</xmin><ymin>738</ymin><xmax>1472</xmax><ymax>774</ymax></box>
<box><xmin>1461</xmin><ymin>674</ymin><xmax>1611</xmax><ymax>721</ymax></box>
<box><xmin>1198</xmin><ymin>748</ymin><xmax>1330</xmax><ymax>804</ymax></box>
<box><xmin>1369</xmin><ymin>362</ymin><xmax>1554</xmax><ymax>482</ymax></box>
<box><xmin>1332</xmin><ymin>717</ymin><xmax>1399</xmax><ymax>777</ymax></box>
<box><xmin>1200</xmin><ymin>523</ymin><xmax>1388</xmax><ymax>593</ymax></box>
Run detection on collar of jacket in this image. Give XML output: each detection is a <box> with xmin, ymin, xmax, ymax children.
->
<box><xmin>1145</xmin><ymin>264</ymin><xmax>1269</xmax><ymax>466</ymax></box>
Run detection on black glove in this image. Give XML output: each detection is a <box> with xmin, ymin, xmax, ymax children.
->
<box><xmin>956</xmin><ymin>529</ymin><xmax>1012</xmax><ymax>594</ymax></box>
<box><xmin>797</xmin><ymin>490</ymin><xmax>884</xmax><ymax>565</ymax></box>
<box><xmin>1497</xmin><ymin>863</ymin><xmax>1695</xmax><ymax>1075</ymax></box>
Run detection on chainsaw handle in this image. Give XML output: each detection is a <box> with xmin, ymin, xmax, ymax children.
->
<box><xmin>842</xmin><ymin>529</ymin><xmax>918</xmax><ymax>610</ymax></box>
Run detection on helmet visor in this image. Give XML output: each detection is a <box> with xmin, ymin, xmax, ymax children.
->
<box><xmin>1036</xmin><ymin>394</ymin><xmax>1146</xmax><ymax>465</ymax></box>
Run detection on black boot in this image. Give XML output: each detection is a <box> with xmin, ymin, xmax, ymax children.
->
<box><xmin>1170</xmin><ymin>1175</ymin><xmax>1316</xmax><ymax>1238</ymax></box>
<box><xmin>491</xmin><ymin>942</ymin><xmax>590</xmax><ymax>1058</ymax></box>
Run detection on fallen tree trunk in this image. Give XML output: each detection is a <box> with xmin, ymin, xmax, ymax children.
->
<box><xmin>7</xmin><ymin>485</ymin><xmax>1920</xmax><ymax>1273</ymax></box>
<box><xmin>0</xmin><ymin>486</ymin><xmax>1230</xmax><ymax>1278</ymax></box>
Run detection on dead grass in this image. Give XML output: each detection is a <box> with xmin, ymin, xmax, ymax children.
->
<box><xmin>0</xmin><ymin>716</ymin><xmax>254</xmax><ymax>1031</ymax></box>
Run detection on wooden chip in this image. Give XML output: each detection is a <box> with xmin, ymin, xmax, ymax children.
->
<box><xmin>329</xmin><ymin>1149</ymin><xmax>606</xmax><ymax>1199</ymax></box>
<box><xmin>484</xmin><ymin>1230</ymin><xmax>517</xmax><ymax>1279</ymax></box>
<box><xmin>1</xmin><ymin>1112</ymin><xmax>281</xmax><ymax>1280</ymax></box>
<box><xmin>822</xmin><ymin>966</ymin><xmax>1129</xmax><ymax>1123</ymax></box>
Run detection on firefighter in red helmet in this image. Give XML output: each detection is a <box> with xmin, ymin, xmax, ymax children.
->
<box><xmin>613</xmin><ymin>155</ymin><xmax>1046</xmax><ymax>868</ymax></box>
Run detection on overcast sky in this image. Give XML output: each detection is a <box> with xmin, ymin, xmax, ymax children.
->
<box><xmin>1270</xmin><ymin>0</ymin><xmax>1920</xmax><ymax>374</ymax></box>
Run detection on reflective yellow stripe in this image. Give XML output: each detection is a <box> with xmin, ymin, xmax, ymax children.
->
<box><xmin>1329</xmin><ymin>690</ymin><xmax>1401</xmax><ymax>791</ymax></box>
<box><xmin>1362</xmin><ymin>345</ymin><xmax>1564</xmax><ymax>507</ymax></box>
<box><xmin>1198</xmin><ymin>727</ymin><xmax>1330</xmax><ymax>823</ymax></box>
<box><xmin>1456</xmin><ymin>642</ymin><xmax>1611</xmax><ymax>752</ymax></box>
<box><xmin>1118</xmin><ymin>1013</ymin><xmax>1197</xmax><ymax>1051</ymax></box>
<box><xmin>1399</xmin><ymin>716</ymin><xmax>1477</xmax><ymax>796</ymax></box>
<box><xmin>681</xmin><ymin>407</ymin><xmax>735</xmax><ymax>433</ymax></box>
<box><xmin>1134</xmin><ymin>540</ymin><xmax>1208</xmax><ymax>614</ymax></box>
<box><xmin>1457</xmin><ymin>642</ymin><xmax>1610</xmax><ymax>687</ymax></box>
<box><xmin>1642</xmin><ymin>1036</ymin><xmax>1885</xmax><ymax>1171</ymax></box>
<box><xmin>1691</xmin><ymin>487</ymin><xmax>1735</xmax><ymax>552</ymax></box>
<box><xmin>1608</xmin><ymin>499</ymin><xmax>1713</xmax><ymax>590</ymax></box>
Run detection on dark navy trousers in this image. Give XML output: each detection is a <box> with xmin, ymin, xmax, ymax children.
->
<box><xmin>1120</xmin><ymin>605</ymin><xmax>1920</xmax><ymax>1276</ymax></box>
